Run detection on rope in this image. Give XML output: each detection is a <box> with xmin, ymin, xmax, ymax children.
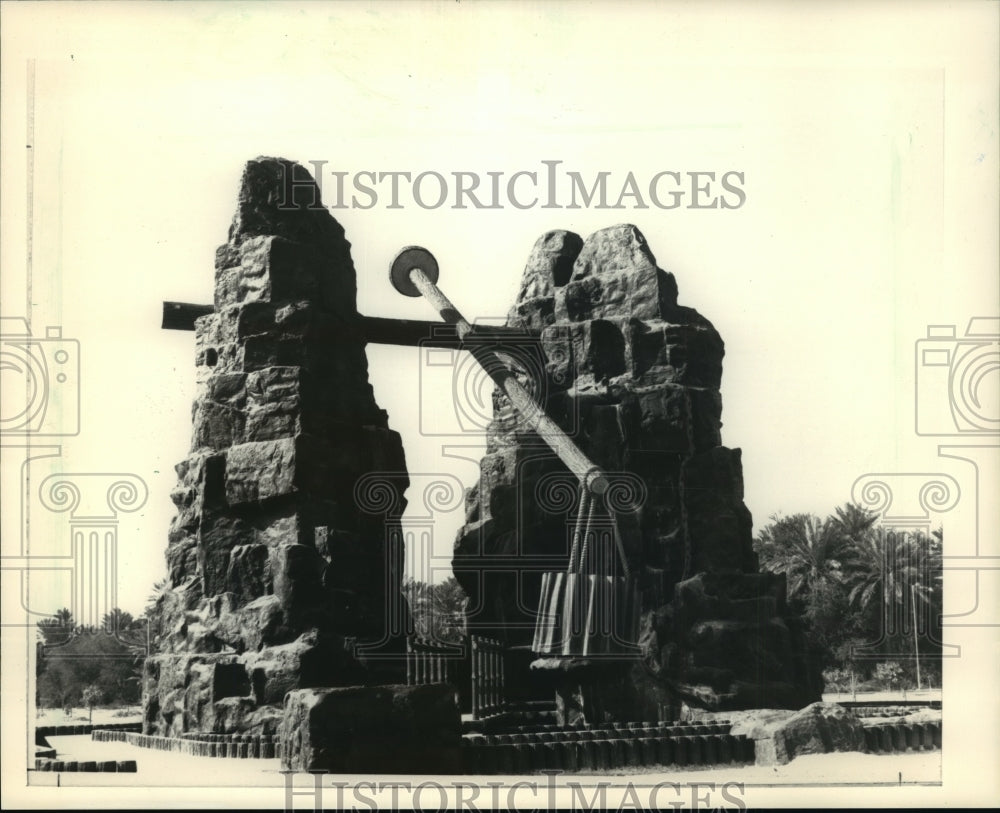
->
<box><xmin>566</xmin><ymin>484</ymin><xmax>589</xmax><ymax>574</ymax></box>
<box><xmin>610</xmin><ymin>511</ymin><xmax>631</xmax><ymax>579</ymax></box>
<box><xmin>577</xmin><ymin>491</ymin><xmax>597</xmax><ymax>575</ymax></box>
<box><xmin>574</xmin><ymin>488</ymin><xmax>631</xmax><ymax>579</ymax></box>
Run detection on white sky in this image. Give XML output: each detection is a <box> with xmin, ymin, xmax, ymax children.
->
<box><xmin>1</xmin><ymin>2</ymin><xmax>996</xmax><ymax>618</ymax></box>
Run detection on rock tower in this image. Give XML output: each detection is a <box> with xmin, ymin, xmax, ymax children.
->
<box><xmin>144</xmin><ymin>158</ymin><xmax>410</xmax><ymax>736</ymax></box>
<box><xmin>453</xmin><ymin>226</ymin><xmax>821</xmax><ymax>716</ymax></box>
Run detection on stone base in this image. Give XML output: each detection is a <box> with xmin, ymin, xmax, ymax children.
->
<box><xmin>279</xmin><ymin>684</ymin><xmax>462</xmax><ymax>774</ymax></box>
<box><xmin>687</xmin><ymin>701</ymin><xmax>866</xmax><ymax>766</ymax></box>
<box><xmin>142</xmin><ymin>629</ymin><xmax>407</xmax><ymax>737</ymax></box>
<box><xmin>532</xmin><ymin>657</ymin><xmax>678</xmax><ymax>727</ymax></box>
<box><xmin>639</xmin><ymin>571</ymin><xmax>823</xmax><ymax>712</ymax></box>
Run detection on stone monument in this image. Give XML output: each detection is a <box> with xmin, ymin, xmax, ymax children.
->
<box><xmin>454</xmin><ymin>225</ymin><xmax>822</xmax><ymax>720</ymax></box>
<box><xmin>149</xmin><ymin>157</ymin><xmax>820</xmax><ymax>767</ymax></box>
<box><xmin>144</xmin><ymin>158</ymin><xmax>413</xmax><ymax>737</ymax></box>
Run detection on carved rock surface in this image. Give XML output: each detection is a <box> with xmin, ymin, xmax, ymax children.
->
<box><xmin>146</xmin><ymin>158</ymin><xmax>409</xmax><ymax>736</ymax></box>
<box><xmin>454</xmin><ymin>223</ymin><xmax>821</xmax><ymax>716</ymax></box>
<box><xmin>279</xmin><ymin>684</ymin><xmax>461</xmax><ymax>773</ymax></box>
<box><xmin>694</xmin><ymin>702</ymin><xmax>867</xmax><ymax>765</ymax></box>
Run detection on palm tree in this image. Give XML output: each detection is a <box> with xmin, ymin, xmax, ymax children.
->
<box><xmin>832</xmin><ymin>502</ymin><xmax>880</xmax><ymax>543</ymax></box>
<box><xmin>141</xmin><ymin>578</ymin><xmax>168</xmax><ymax>654</ymax></box>
<box><xmin>37</xmin><ymin>608</ymin><xmax>76</xmax><ymax>646</ymax></box>
<box><xmin>145</xmin><ymin>578</ymin><xmax>168</xmax><ymax>608</ymax></box>
<box><xmin>843</xmin><ymin>528</ymin><xmax>942</xmax><ymax>664</ymax></box>
<box><xmin>102</xmin><ymin>608</ymin><xmax>135</xmax><ymax>634</ymax></box>
<box><xmin>754</xmin><ymin>513</ymin><xmax>849</xmax><ymax>601</ymax></box>
<box><xmin>402</xmin><ymin>577</ymin><xmax>468</xmax><ymax>643</ymax></box>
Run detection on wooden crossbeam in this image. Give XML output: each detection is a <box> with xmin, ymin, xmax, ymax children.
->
<box><xmin>161</xmin><ymin>301</ymin><xmax>538</xmax><ymax>349</ymax></box>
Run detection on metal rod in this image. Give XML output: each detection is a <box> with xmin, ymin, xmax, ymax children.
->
<box><xmin>407</xmin><ymin>267</ymin><xmax>608</xmax><ymax>496</ymax></box>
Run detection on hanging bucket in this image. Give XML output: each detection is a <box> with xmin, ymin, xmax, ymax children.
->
<box><xmin>533</xmin><ymin>571</ymin><xmax>640</xmax><ymax>657</ymax></box>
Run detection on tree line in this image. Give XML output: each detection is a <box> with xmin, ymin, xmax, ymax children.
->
<box><xmin>753</xmin><ymin>503</ymin><xmax>943</xmax><ymax>693</ymax></box>
<box><xmin>401</xmin><ymin>576</ymin><xmax>468</xmax><ymax>644</ymax></box>
<box><xmin>38</xmin><ymin>505</ymin><xmax>936</xmax><ymax>711</ymax></box>
<box><xmin>35</xmin><ymin>608</ymin><xmax>151</xmax><ymax>713</ymax></box>
<box><xmin>35</xmin><ymin>577</ymin><xmax>469</xmax><ymax>710</ymax></box>
<box><xmin>35</xmin><ymin>577</ymin><xmax>165</xmax><ymax>714</ymax></box>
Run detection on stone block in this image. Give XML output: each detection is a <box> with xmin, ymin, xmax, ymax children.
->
<box><xmin>315</xmin><ymin>528</ymin><xmax>368</xmax><ymax>587</ymax></box>
<box><xmin>170</xmin><ymin>451</ymin><xmax>227</xmax><ymax>525</ymax></box>
<box><xmin>213</xmin><ymin>662</ymin><xmax>252</xmax><ymax>702</ymax></box>
<box><xmin>587</xmin><ymin>320</ymin><xmax>629</xmax><ymax>382</ymax></box>
<box><xmin>279</xmin><ymin>683</ymin><xmax>461</xmax><ymax>773</ymax></box>
<box><xmin>660</xmin><ymin>315</ymin><xmax>724</xmax><ymax>389</ymax></box>
<box><xmin>224</xmin><ymin>544</ymin><xmax>270</xmax><ymax>601</ymax></box>
<box><xmin>629</xmin><ymin>386</ymin><xmax>695</xmax><ymax>455</ymax></box>
<box><xmin>580</xmin><ymin>403</ymin><xmax>627</xmax><ymax>469</ymax></box>
<box><xmin>270</xmin><ymin>543</ymin><xmax>325</xmax><ymax>628</ymax></box>
<box><xmin>540</xmin><ymin>324</ymin><xmax>574</xmax><ymax>389</ymax></box>
<box><xmin>215</xmin><ymin>235</ymin><xmax>325</xmax><ymax>308</ymax></box>
<box><xmin>743</xmin><ymin>702</ymin><xmax>866</xmax><ymax>766</ymax></box>
<box><xmin>224</xmin><ymin>437</ymin><xmax>294</xmax><ymax>504</ymax></box>
<box><xmin>197</xmin><ymin>514</ymin><xmax>252</xmax><ymax>597</ymax></box>
<box><xmin>235</xmin><ymin>594</ymin><xmax>287</xmax><ymax>651</ymax></box>
<box><xmin>142</xmin><ymin>653</ymin><xmax>242</xmax><ymax>737</ymax></box>
<box><xmin>688</xmin><ymin>387</ymin><xmax>723</xmax><ymax>451</ymax></box>
<box><xmin>194</xmin><ymin>310</ymin><xmax>242</xmax><ymax>374</ymax></box>
<box><xmin>244</xmin><ymin>366</ymin><xmax>306</xmax><ymax>441</ymax></box>
<box><xmin>228</xmin><ymin>425</ymin><xmax>404</xmax><ymax>503</ymax></box>
<box><xmin>508</xmin><ymin>296</ymin><xmax>555</xmax><ymax>331</ymax></box>
<box><xmin>571</xmin><ymin>224</ymin><xmax>660</xmax><ymax>281</ymax></box>
<box><xmin>551</xmin><ymin>223</ymin><xmax>680</xmax><ymax>323</ymax></box>
<box><xmin>241</xmin><ymin>631</ymin><xmax>359</xmax><ymax>706</ymax></box>
<box><xmin>515</xmin><ymin>229</ymin><xmax>583</xmax><ymax>301</ymax></box>
<box><xmin>191</xmin><ymin>372</ymin><xmax>249</xmax><ymax>451</ymax></box>
<box><xmin>682</xmin><ymin>448</ymin><xmax>756</xmax><ymax>573</ymax></box>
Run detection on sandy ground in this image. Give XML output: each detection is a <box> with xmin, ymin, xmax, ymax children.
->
<box><xmin>30</xmin><ymin>734</ymin><xmax>940</xmax><ymax>790</ymax></box>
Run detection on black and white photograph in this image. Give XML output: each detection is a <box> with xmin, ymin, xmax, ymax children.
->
<box><xmin>1</xmin><ymin>2</ymin><xmax>997</xmax><ymax>809</ymax></box>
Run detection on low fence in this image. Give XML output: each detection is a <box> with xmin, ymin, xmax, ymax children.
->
<box><xmin>406</xmin><ymin>635</ymin><xmax>466</xmax><ymax>686</ymax></box>
<box><xmin>862</xmin><ymin>719</ymin><xmax>941</xmax><ymax>752</ymax></box>
<box><xmin>92</xmin><ymin>729</ymin><xmax>279</xmax><ymax>759</ymax></box>
<box><xmin>33</xmin><ymin>758</ymin><xmax>137</xmax><ymax>773</ymax></box>
<box><xmin>461</xmin><ymin>720</ymin><xmax>752</xmax><ymax>774</ymax></box>
<box><xmin>405</xmin><ymin>633</ymin><xmax>505</xmax><ymax>718</ymax></box>
<box><xmin>36</xmin><ymin>721</ymin><xmax>141</xmax><ymax>746</ymax></box>
<box><xmin>471</xmin><ymin>635</ymin><xmax>506</xmax><ymax>720</ymax></box>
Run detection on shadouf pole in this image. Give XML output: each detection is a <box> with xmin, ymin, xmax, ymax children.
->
<box><xmin>390</xmin><ymin>246</ymin><xmax>609</xmax><ymax>496</ymax></box>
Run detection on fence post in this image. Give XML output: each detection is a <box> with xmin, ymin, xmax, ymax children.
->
<box><xmin>471</xmin><ymin>636</ymin><xmax>480</xmax><ymax>719</ymax></box>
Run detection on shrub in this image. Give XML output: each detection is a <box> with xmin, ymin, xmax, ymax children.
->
<box><xmin>873</xmin><ymin>661</ymin><xmax>904</xmax><ymax>691</ymax></box>
<box><xmin>822</xmin><ymin>667</ymin><xmax>852</xmax><ymax>692</ymax></box>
